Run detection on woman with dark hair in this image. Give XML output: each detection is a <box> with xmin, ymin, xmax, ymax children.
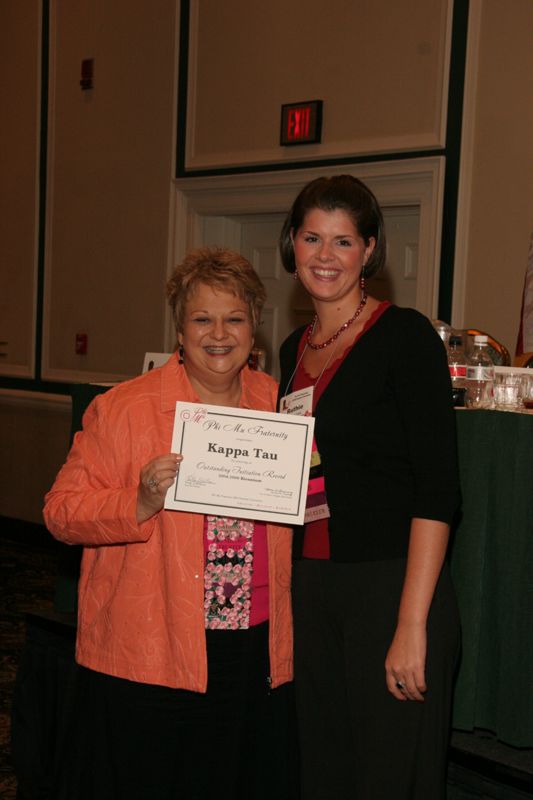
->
<box><xmin>278</xmin><ymin>176</ymin><xmax>460</xmax><ymax>799</ymax></box>
<box><xmin>44</xmin><ymin>247</ymin><xmax>297</xmax><ymax>800</ymax></box>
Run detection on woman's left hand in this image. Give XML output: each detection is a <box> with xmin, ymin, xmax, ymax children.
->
<box><xmin>385</xmin><ymin>620</ymin><xmax>427</xmax><ymax>702</ymax></box>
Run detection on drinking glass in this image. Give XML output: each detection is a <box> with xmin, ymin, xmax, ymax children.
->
<box><xmin>493</xmin><ymin>372</ymin><xmax>523</xmax><ymax>411</ymax></box>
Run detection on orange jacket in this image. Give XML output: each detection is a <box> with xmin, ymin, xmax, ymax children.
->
<box><xmin>44</xmin><ymin>356</ymin><xmax>293</xmax><ymax>691</ymax></box>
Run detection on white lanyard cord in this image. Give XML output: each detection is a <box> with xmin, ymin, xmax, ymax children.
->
<box><xmin>282</xmin><ymin>325</ymin><xmax>342</xmax><ymax>402</ymax></box>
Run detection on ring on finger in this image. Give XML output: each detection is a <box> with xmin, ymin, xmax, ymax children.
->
<box><xmin>395</xmin><ymin>680</ymin><xmax>406</xmax><ymax>691</ymax></box>
<box><xmin>147</xmin><ymin>477</ymin><xmax>158</xmax><ymax>488</ymax></box>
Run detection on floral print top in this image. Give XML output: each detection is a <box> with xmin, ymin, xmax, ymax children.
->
<box><xmin>204</xmin><ymin>516</ymin><xmax>256</xmax><ymax>630</ymax></box>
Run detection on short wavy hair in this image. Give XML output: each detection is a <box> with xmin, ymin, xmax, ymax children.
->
<box><xmin>166</xmin><ymin>247</ymin><xmax>266</xmax><ymax>335</ymax></box>
<box><xmin>279</xmin><ymin>175</ymin><xmax>386</xmax><ymax>279</ymax></box>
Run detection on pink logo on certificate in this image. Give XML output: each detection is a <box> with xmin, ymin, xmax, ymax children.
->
<box><xmin>180</xmin><ymin>407</ymin><xmax>208</xmax><ymax>423</ymax></box>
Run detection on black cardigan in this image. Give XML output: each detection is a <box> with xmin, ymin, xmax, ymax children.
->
<box><xmin>279</xmin><ymin>305</ymin><xmax>461</xmax><ymax>562</ymax></box>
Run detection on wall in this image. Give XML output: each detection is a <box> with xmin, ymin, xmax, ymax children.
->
<box><xmin>0</xmin><ymin>394</ymin><xmax>71</xmax><ymax>524</ymax></box>
<box><xmin>43</xmin><ymin>0</ymin><xmax>179</xmax><ymax>382</ymax></box>
<box><xmin>0</xmin><ymin>1</ymin><xmax>40</xmax><ymax>378</ymax></box>
<box><xmin>2</xmin><ymin>0</ymin><xmax>533</xmax><ymax>521</ymax></box>
<box><xmin>186</xmin><ymin>0</ymin><xmax>450</xmax><ymax>169</ymax></box>
<box><xmin>2</xmin><ymin>0</ymin><xmax>451</xmax><ymax>392</ymax></box>
<box><xmin>1</xmin><ymin>0</ymin><xmax>179</xmax><ymax>521</ymax></box>
<box><xmin>458</xmin><ymin>0</ymin><xmax>533</xmax><ymax>354</ymax></box>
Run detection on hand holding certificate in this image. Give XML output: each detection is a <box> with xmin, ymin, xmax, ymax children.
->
<box><xmin>164</xmin><ymin>402</ymin><xmax>315</xmax><ymax>524</ymax></box>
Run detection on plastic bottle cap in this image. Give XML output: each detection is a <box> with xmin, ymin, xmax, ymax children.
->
<box><xmin>473</xmin><ymin>335</ymin><xmax>488</xmax><ymax>345</ymax></box>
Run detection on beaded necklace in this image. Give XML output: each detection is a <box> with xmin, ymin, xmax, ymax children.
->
<box><xmin>306</xmin><ymin>291</ymin><xmax>367</xmax><ymax>350</ymax></box>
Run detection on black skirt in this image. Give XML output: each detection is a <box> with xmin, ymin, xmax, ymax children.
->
<box><xmin>292</xmin><ymin>558</ymin><xmax>460</xmax><ymax>800</ymax></box>
<box><xmin>55</xmin><ymin>622</ymin><xmax>299</xmax><ymax>800</ymax></box>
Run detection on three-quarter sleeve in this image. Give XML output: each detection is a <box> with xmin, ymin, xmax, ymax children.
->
<box><xmin>390</xmin><ymin>311</ymin><xmax>461</xmax><ymax>524</ymax></box>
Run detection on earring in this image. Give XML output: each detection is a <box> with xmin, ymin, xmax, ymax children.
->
<box><xmin>178</xmin><ymin>344</ymin><xmax>184</xmax><ymax>364</ymax></box>
<box><xmin>293</xmin><ymin>269</ymin><xmax>299</xmax><ymax>281</ymax></box>
<box><xmin>360</xmin><ymin>266</ymin><xmax>366</xmax><ymax>292</ymax></box>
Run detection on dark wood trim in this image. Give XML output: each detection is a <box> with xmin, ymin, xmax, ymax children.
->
<box><xmin>438</xmin><ymin>0</ymin><xmax>470</xmax><ymax>322</ymax></box>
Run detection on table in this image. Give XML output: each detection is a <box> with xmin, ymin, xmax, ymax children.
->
<box><xmin>451</xmin><ymin>409</ymin><xmax>533</xmax><ymax>747</ymax></box>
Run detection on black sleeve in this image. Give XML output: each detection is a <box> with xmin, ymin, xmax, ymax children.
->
<box><xmin>390</xmin><ymin>309</ymin><xmax>461</xmax><ymax>524</ymax></box>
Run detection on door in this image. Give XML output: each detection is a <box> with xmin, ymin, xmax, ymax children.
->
<box><xmin>237</xmin><ymin>214</ymin><xmax>314</xmax><ymax>377</ymax></box>
<box><xmin>368</xmin><ymin>206</ymin><xmax>420</xmax><ymax>309</ymax></box>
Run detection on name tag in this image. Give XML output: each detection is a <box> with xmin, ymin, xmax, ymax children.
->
<box><xmin>280</xmin><ymin>387</ymin><xmax>313</xmax><ymax>417</ymax></box>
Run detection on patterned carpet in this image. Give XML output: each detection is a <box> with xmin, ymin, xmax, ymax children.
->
<box><xmin>0</xmin><ymin>520</ymin><xmax>58</xmax><ymax>800</ymax></box>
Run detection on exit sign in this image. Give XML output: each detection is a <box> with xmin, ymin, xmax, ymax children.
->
<box><xmin>280</xmin><ymin>100</ymin><xmax>323</xmax><ymax>146</ymax></box>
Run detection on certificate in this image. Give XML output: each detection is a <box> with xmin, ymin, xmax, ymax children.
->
<box><xmin>164</xmin><ymin>402</ymin><xmax>315</xmax><ymax>525</ymax></box>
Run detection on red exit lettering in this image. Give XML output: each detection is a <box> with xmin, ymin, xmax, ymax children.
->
<box><xmin>280</xmin><ymin>100</ymin><xmax>322</xmax><ymax>146</ymax></box>
<box><xmin>287</xmin><ymin>107</ymin><xmax>311</xmax><ymax>140</ymax></box>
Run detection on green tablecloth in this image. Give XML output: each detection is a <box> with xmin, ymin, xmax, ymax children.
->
<box><xmin>451</xmin><ymin>409</ymin><xmax>533</xmax><ymax>747</ymax></box>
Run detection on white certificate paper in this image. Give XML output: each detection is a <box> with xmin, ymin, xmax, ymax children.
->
<box><xmin>164</xmin><ymin>402</ymin><xmax>315</xmax><ymax>525</ymax></box>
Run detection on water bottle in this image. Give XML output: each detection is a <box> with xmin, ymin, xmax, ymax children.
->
<box><xmin>447</xmin><ymin>334</ymin><xmax>467</xmax><ymax>407</ymax></box>
<box><xmin>466</xmin><ymin>335</ymin><xmax>494</xmax><ymax>409</ymax></box>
